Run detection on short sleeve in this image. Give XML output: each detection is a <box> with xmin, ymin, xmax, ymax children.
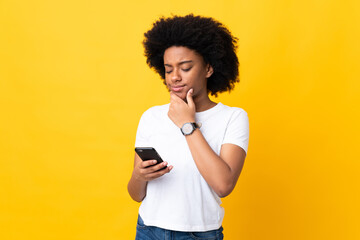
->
<box><xmin>222</xmin><ymin>109</ymin><xmax>249</xmax><ymax>154</ymax></box>
<box><xmin>135</xmin><ymin>110</ymin><xmax>151</xmax><ymax>147</ymax></box>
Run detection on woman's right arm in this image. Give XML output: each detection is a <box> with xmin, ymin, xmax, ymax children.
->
<box><xmin>127</xmin><ymin>154</ymin><xmax>173</xmax><ymax>202</ymax></box>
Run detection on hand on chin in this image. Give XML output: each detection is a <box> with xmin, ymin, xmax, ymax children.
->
<box><xmin>171</xmin><ymin>91</ymin><xmax>187</xmax><ymax>101</ymax></box>
<box><xmin>168</xmin><ymin>89</ymin><xmax>196</xmax><ymax>128</ymax></box>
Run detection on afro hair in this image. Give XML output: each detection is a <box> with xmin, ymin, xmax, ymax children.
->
<box><xmin>143</xmin><ymin>14</ymin><xmax>239</xmax><ymax>96</ymax></box>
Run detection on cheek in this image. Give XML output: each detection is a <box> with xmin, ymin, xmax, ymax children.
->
<box><xmin>164</xmin><ymin>76</ymin><xmax>171</xmax><ymax>85</ymax></box>
<box><xmin>192</xmin><ymin>72</ymin><xmax>208</xmax><ymax>88</ymax></box>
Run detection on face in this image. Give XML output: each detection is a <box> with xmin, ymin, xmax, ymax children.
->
<box><xmin>163</xmin><ymin>46</ymin><xmax>213</xmax><ymax>100</ymax></box>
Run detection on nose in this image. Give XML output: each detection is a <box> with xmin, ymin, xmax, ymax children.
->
<box><xmin>170</xmin><ymin>68</ymin><xmax>181</xmax><ymax>83</ymax></box>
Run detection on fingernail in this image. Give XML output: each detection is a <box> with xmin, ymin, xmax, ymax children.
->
<box><xmin>153</xmin><ymin>160</ymin><xmax>157</xmax><ymax>164</ymax></box>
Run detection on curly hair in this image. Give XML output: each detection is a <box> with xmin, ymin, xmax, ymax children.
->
<box><xmin>143</xmin><ymin>14</ymin><xmax>239</xmax><ymax>96</ymax></box>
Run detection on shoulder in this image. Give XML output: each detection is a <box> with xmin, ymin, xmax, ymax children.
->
<box><xmin>140</xmin><ymin>103</ymin><xmax>170</xmax><ymax>121</ymax></box>
<box><xmin>218</xmin><ymin>103</ymin><xmax>248</xmax><ymax>119</ymax></box>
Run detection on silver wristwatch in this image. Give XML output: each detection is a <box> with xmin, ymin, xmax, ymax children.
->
<box><xmin>180</xmin><ymin>122</ymin><xmax>200</xmax><ymax>136</ymax></box>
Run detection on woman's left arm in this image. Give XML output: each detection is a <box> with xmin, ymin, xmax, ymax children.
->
<box><xmin>185</xmin><ymin>130</ymin><xmax>246</xmax><ymax>198</ymax></box>
<box><xmin>168</xmin><ymin>90</ymin><xmax>246</xmax><ymax>198</ymax></box>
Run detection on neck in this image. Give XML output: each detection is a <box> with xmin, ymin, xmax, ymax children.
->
<box><xmin>192</xmin><ymin>93</ymin><xmax>217</xmax><ymax>112</ymax></box>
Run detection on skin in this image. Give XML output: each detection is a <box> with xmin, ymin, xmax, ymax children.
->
<box><xmin>127</xmin><ymin>46</ymin><xmax>246</xmax><ymax>202</ymax></box>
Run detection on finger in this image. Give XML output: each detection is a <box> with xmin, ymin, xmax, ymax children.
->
<box><xmin>156</xmin><ymin>161</ymin><xmax>169</xmax><ymax>170</ymax></box>
<box><xmin>170</xmin><ymin>92</ymin><xmax>182</xmax><ymax>102</ymax></box>
<box><xmin>186</xmin><ymin>88</ymin><xmax>195</xmax><ymax>109</ymax></box>
<box><xmin>146</xmin><ymin>165</ymin><xmax>173</xmax><ymax>180</ymax></box>
<box><xmin>140</xmin><ymin>160</ymin><xmax>158</xmax><ymax>168</ymax></box>
<box><xmin>169</xmin><ymin>93</ymin><xmax>176</xmax><ymax>103</ymax></box>
<box><xmin>169</xmin><ymin>93</ymin><xmax>176</xmax><ymax>102</ymax></box>
<box><xmin>147</xmin><ymin>161</ymin><xmax>169</xmax><ymax>172</ymax></box>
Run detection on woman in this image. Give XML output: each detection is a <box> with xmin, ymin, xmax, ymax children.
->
<box><xmin>128</xmin><ymin>14</ymin><xmax>249</xmax><ymax>240</ymax></box>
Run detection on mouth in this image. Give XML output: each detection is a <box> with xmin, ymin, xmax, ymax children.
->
<box><xmin>170</xmin><ymin>85</ymin><xmax>185</xmax><ymax>92</ymax></box>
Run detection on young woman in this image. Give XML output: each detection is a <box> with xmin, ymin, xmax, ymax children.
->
<box><xmin>128</xmin><ymin>14</ymin><xmax>249</xmax><ymax>240</ymax></box>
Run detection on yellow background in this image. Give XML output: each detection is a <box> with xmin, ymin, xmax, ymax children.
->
<box><xmin>1</xmin><ymin>0</ymin><xmax>359</xmax><ymax>239</ymax></box>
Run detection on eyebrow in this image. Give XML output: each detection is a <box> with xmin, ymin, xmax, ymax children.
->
<box><xmin>164</xmin><ymin>60</ymin><xmax>193</xmax><ymax>67</ymax></box>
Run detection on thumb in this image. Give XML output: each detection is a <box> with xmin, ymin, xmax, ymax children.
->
<box><xmin>186</xmin><ymin>88</ymin><xmax>195</xmax><ymax>109</ymax></box>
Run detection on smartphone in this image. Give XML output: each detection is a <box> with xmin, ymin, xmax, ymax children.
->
<box><xmin>135</xmin><ymin>147</ymin><xmax>164</xmax><ymax>165</ymax></box>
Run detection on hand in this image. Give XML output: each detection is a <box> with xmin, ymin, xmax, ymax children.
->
<box><xmin>168</xmin><ymin>89</ymin><xmax>196</xmax><ymax>128</ymax></box>
<box><xmin>133</xmin><ymin>160</ymin><xmax>173</xmax><ymax>182</ymax></box>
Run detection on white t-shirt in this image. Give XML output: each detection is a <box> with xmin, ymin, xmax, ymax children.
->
<box><xmin>135</xmin><ymin>102</ymin><xmax>249</xmax><ymax>232</ymax></box>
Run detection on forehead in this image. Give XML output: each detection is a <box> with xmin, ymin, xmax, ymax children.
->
<box><xmin>163</xmin><ymin>46</ymin><xmax>203</xmax><ymax>64</ymax></box>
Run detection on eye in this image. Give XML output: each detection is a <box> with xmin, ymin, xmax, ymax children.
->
<box><xmin>165</xmin><ymin>68</ymin><xmax>172</xmax><ymax>74</ymax></box>
<box><xmin>182</xmin><ymin>67</ymin><xmax>191</xmax><ymax>72</ymax></box>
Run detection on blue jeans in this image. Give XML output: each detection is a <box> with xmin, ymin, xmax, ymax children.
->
<box><xmin>135</xmin><ymin>215</ymin><xmax>224</xmax><ymax>240</ymax></box>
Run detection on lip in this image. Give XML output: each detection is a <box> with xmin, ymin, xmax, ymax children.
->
<box><xmin>171</xmin><ymin>85</ymin><xmax>185</xmax><ymax>92</ymax></box>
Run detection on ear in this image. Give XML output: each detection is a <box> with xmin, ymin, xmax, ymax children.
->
<box><xmin>206</xmin><ymin>64</ymin><xmax>214</xmax><ymax>78</ymax></box>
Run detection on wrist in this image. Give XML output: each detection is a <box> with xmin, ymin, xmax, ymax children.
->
<box><xmin>180</xmin><ymin>122</ymin><xmax>200</xmax><ymax>136</ymax></box>
<box><xmin>132</xmin><ymin>171</ymin><xmax>146</xmax><ymax>183</ymax></box>
<box><xmin>179</xmin><ymin>120</ymin><xmax>195</xmax><ymax>128</ymax></box>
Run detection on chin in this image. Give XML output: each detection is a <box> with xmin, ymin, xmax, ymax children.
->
<box><xmin>172</xmin><ymin>91</ymin><xmax>186</xmax><ymax>100</ymax></box>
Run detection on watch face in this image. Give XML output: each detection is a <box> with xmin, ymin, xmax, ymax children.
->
<box><xmin>182</xmin><ymin>123</ymin><xmax>194</xmax><ymax>134</ymax></box>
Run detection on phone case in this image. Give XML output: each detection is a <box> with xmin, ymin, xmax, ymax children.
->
<box><xmin>135</xmin><ymin>147</ymin><xmax>164</xmax><ymax>164</ymax></box>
